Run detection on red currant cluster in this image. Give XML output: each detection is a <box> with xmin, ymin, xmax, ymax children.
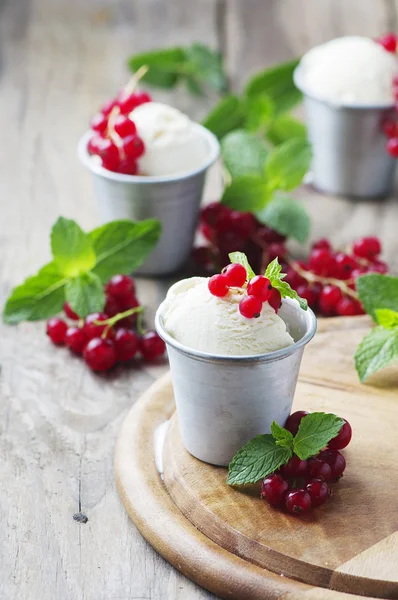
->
<box><xmin>285</xmin><ymin>236</ymin><xmax>388</xmax><ymax>316</ymax></box>
<box><xmin>87</xmin><ymin>84</ymin><xmax>151</xmax><ymax>174</ymax></box>
<box><xmin>375</xmin><ymin>33</ymin><xmax>398</xmax><ymax>157</ymax></box>
<box><xmin>46</xmin><ymin>274</ymin><xmax>165</xmax><ymax>372</ymax></box>
<box><xmin>193</xmin><ymin>202</ymin><xmax>287</xmax><ymax>275</ymax></box>
<box><xmin>208</xmin><ymin>262</ymin><xmax>281</xmax><ymax>318</ymax></box>
<box><xmin>261</xmin><ymin>411</ymin><xmax>352</xmax><ymax>516</ymax></box>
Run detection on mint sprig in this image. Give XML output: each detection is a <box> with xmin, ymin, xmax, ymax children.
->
<box><xmin>227</xmin><ymin>412</ymin><xmax>344</xmax><ymax>486</ymax></box>
<box><xmin>354</xmin><ymin>274</ymin><xmax>398</xmax><ymax>381</ymax></box>
<box><xmin>265</xmin><ymin>258</ymin><xmax>308</xmax><ymax>311</ymax></box>
<box><xmin>255</xmin><ymin>194</ymin><xmax>311</xmax><ymax>244</ymax></box>
<box><xmin>3</xmin><ymin>217</ymin><xmax>161</xmax><ymax>323</ymax></box>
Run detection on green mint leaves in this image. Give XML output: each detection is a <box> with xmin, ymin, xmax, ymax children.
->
<box><xmin>221</xmin><ymin>131</ymin><xmax>268</xmax><ymax>179</ymax></box>
<box><xmin>227</xmin><ymin>412</ymin><xmax>344</xmax><ymax>486</ymax></box>
<box><xmin>265</xmin><ymin>258</ymin><xmax>308</xmax><ymax>310</ymax></box>
<box><xmin>3</xmin><ymin>217</ymin><xmax>161</xmax><ymax>323</ymax></box>
<box><xmin>265</xmin><ymin>138</ymin><xmax>312</xmax><ymax>192</ymax></box>
<box><xmin>354</xmin><ymin>274</ymin><xmax>398</xmax><ymax>382</ymax></box>
<box><xmin>255</xmin><ymin>194</ymin><xmax>311</xmax><ymax>244</ymax></box>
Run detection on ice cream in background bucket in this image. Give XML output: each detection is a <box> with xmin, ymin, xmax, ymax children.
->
<box><xmin>78</xmin><ymin>102</ymin><xmax>220</xmax><ymax>276</ymax></box>
<box><xmin>155</xmin><ymin>276</ymin><xmax>316</xmax><ymax>466</ymax></box>
<box><xmin>294</xmin><ymin>36</ymin><xmax>397</xmax><ymax>198</ymax></box>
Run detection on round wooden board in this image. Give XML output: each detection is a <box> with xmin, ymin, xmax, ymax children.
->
<box><xmin>115</xmin><ymin>316</ymin><xmax>398</xmax><ymax>600</ymax></box>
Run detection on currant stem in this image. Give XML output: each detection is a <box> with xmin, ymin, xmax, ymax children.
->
<box><xmin>122</xmin><ymin>65</ymin><xmax>149</xmax><ymax>98</ymax></box>
<box><xmin>287</xmin><ymin>258</ymin><xmax>359</xmax><ymax>301</ymax></box>
<box><xmin>136</xmin><ymin>311</ymin><xmax>146</xmax><ymax>336</ymax></box>
<box><xmin>95</xmin><ymin>306</ymin><xmax>144</xmax><ymax>339</ymax></box>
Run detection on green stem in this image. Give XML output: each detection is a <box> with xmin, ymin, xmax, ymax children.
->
<box><xmin>95</xmin><ymin>306</ymin><xmax>144</xmax><ymax>339</ymax></box>
<box><xmin>136</xmin><ymin>311</ymin><xmax>146</xmax><ymax>336</ymax></box>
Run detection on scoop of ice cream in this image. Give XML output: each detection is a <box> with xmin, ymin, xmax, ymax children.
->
<box><xmin>129</xmin><ymin>102</ymin><xmax>209</xmax><ymax>176</ymax></box>
<box><xmin>298</xmin><ymin>36</ymin><xmax>398</xmax><ymax>105</ymax></box>
<box><xmin>159</xmin><ymin>277</ymin><xmax>294</xmax><ymax>356</ymax></box>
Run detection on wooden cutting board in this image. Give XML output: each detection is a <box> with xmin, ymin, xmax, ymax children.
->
<box><xmin>115</xmin><ymin>316</ymin><xmax>398</xmax><ymax>600</ymax></box>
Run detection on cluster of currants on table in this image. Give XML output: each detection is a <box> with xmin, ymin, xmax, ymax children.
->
<box><xmin>46</xmin><ymin>274</ymin><xmax>165</xmax><ymax>372</ymax></box>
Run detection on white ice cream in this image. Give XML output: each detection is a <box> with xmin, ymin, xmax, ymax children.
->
<box><xmin>159</xmin><ymin>277</ymin><xmax>294</xmax><ymax>356</ymax></box>
<box><xmin>130</xmin><ymin>102</ymin><xmax>209</xmax><ymax>176</ymax></box>
<box><xmin>298</xmin><ymin>36</ymin><xmax>398</xmax><ymax>105</ymax></box>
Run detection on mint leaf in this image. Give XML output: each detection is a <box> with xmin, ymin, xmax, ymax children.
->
<box><xmin>265</xmin><ymin>258</ymin><xmax>308</xmax><ymax>310</ymax></box>
<box><xmin>65</xmin><ymin>272</ymin><xmax>105</xmax><ymax>318</ymax></box>
<box><xmin>128</xmin><ymin>47</ymin><xmax>185</xmax><ymax>88</ymax></box>
<box><xmin>354</xmin><ymin>326</ymin><xmax>398</xmax><ymax>382</ymax></box>
<box><xmin>244</xmin><ymin>94</ymin><xmax>274</xmax><ymax>133</ymax></box>
<box><xmin>266</xmin><ymin>138</ymin><xmax>312</xmax><ymax>191</ymax></box>
<box><xmin>229</xmin><ymin>252</ymin><xmax>255</xmax><ymax>281</ymax></box>
<box><xmin>356</xmin><ymin>274</ymin><xmax>398</xmax><ymax>322</ymax></box>
<box><xmin>293</xmin><ymin>413</ymin><xmax>345</xmax><ymax>460</ymax></box>
<box><xmin>3</xmin><ymin>262</ymin><xmax>66</xmax><ymax>324</ymax></box>
<box><xmin>256</xmin><ymin>194</ymin><xmax>310</xmax><ymax>243</ymax></box>
<box><xmin>221</xmin><ymin>130</ymin><xmax>268</xmax><ymax>178</ymax></box>
<box><xmin>202</xmin><ymin>95</ymin><xmax>246</xmax><ymax>140</ymax></box>
<box><xmin>51</xmin><ymin>217</ymin><xmax>96</xmax><ymax>278</ymax></box>
<box><xmin>227</xmin><ymin>434</ymin><xmax>292</xmax><ymax>486</ymax></box>
<box><xmin>90</xmin><ymin>219</ymin><xmax>161</xmax><ymax>282</ymax></box>
<box><xmin>221</xmin><ymin>175</ymin><xmax>271</xmax><ymax>212</ymax></box>
<box><xmin>245</xmin><ymin>58</ymin><xmax>302</xmax><ymax>115</ymax></box>
<box><xmin>375</xmin><ymin>308</ymin><xmax>398</xmax><ymax>329</ymax></box>
<box><xmin>271</xmin><ymin>421</ymin><xmax>294</xmax><ymax>449</ymax></box>
<box><xmin>266</xmin><ymin>114</ymin><xmax>307</xmax><ymax>146</ymax></box>
<box><xmin>183</xmin><ymin>43</ymin><xmax>227</xmax><ymax>93</ymax></box>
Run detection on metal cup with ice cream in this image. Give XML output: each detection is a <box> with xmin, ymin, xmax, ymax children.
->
<box><xmin>155</xmin><ymin>277</ymin><xmax>316</xmax><ymax>467</ymax></box>
<box><xmin>78</xmin><ymin>103</ymin><xmax>220</xmax><ymax>275</ymax></box>
<box><xmin>294</xmin><ymin>36</ymin><xmax>397</xmax><ymax>198</ymax></box>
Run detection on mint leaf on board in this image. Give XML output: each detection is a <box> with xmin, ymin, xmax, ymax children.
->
<box><xmin>202</xmin><ymin>95</ymin><xmax>246</xmax><ymax>140</ymax></box>
<box><xmin>51</xmin><ymin>217</ymin><xmax>96</xmax><ymax>278</ymax></box>
<box><xmin>90</xmin><ymin>219</ymin><xmax>161</xmax><ymax>283</ymax></box>
<box><xmin>356</xmin><ymin>274</ymin><xmax>398</xmax><ymax>322</ymax></box>
<box><xmin>183</xmin><ymin>43</ymin><xmax>227</xmax><ymax>93</ymax></box>
<box><xmin>271</xmin><ymin>421</ymin><xmax>294</xmax><ymax>450</ymax></box>
<box><xmin>221</xmin><ymin>175</ymin><xmax>271</xmax><ymax>212</ymax></box>
<box><xmin>266</xmin><ymin>114</ymin><xmax>307</xmax><ymax>146</ymax></box>
<box><xmin>3</xmin><ymin>262</ymin><xmax>67</xmax><ymax>324</ymax></box>
<box><xmin>293</xmin><ymin>413</ymin><xmax>345</xmax><ymax>460</ymax></box>
<box><xmin>128</xmin><ymin>47</ymin><xmax>185</xmax><ymax>88</ymax></box>
<box><xmin>265</xmin><ymin>138</ymin><xmax>312</xmax><ymax>191</ymax></box>
<box><xmin>221</xmin><ymin>130</ymin><xmax>268</xmax><ymax>178</ymax></box>
<box><xmin>245</xmin><ymin>58</ymin><xmax>302</xmax><ymax>115</ymax></box>
<box><xmin>227</xmin><ymin>434</ymin><xmax>293</xmax><ymax>486</ymax></box>
<box><xmin>65</xmin><ymin>272</ymin><xmax>105</xmax><ymax>319</ymax></box>
<box><xmin>265</xmin><ymin>258</ymin><xmax>308</xmax><ymax>310</ymax></box>
<box><xmin>244</xmin><ymin>94</ymin><xmax>274</xmax><ymax>133</ymax></box>
<box><xmin>354</xmin><ymin>326</ymin><xmax>398</xmax><ymax>382</ymax></box>
<box><xmin>375</xmin><ymin>308</ymin><xmax>398</xmax><ymax>329</ymax></box>
<box><xmin>255</xmin><ymin>194</ymin><xmax>311</xmax><ymax>243</ymax></box>
<box><xmin>229</xmin><ymin>251</ymin><xmax>256</xmax><ymax>281</ymax></box>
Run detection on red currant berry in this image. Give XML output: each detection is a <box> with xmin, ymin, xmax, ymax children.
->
<box><xmin>307</xmin><ymin>458</ymin><xmax>332</xmax><ymax>481</ymax></box>
<box><xmin>247</xmin><ymin>275</ymin><xmax>272</xmax><ymax>302</ymax></box>
<box><xmin>116</xmin><ymin>158</ymin><xmax>138</xmax><ymax>175</ymax></box>
<box><xmin>319</xmin><ymin>285</ymin><xmax>343</xmax><ymax>316</ymax></box>
<box><xmin>113</xmin><ymin>114</ymin><xmax>136</xmax><ymax>138</ymax></box>
<box><xmin>65</xmin><ymin>327</ymin><xmax>87</xmax><ymax>354</ymax></box>
<box><xmin>309</xmin><ymin>248</ymin><xmax>336</xmax><ymax>276</ymax></box>
<box><xmin>192</xmin><ymin>246</ymin><xmax>214</xmax><ymax>270</ymax></box>
<box><xmin>336</xmin><ymin>296</ymin><xmax>361</xmax><ymax>316</ymax></box>
<box><xmin>87</xmin><ymin>134</ymin><xmax>104</xmax><ymax>155</ymax></box>
<box><xmin>285</xmin><ymin>489</ymin><xmax>312</xmax><ymax>515</ymax></box>
<box><xmin>83</xmin><ymin>313</ymin><xmax>113</xmax><ymax>341</ymax></box>
<box><xmin>228</xmin><ymin>211</ymin><xmax>256</xmax><ymax>240</ymax></box>
<box><xmin>280</xmin><ymin>455</ymin><xmax>308</xmax><ymax>478</ymax></box>
<box><xmin>312</xmin><ymin>238</ymin><xmax>331</xmax><ymax>252</ymax></box>
<box><xmin>351</xmin><ymin>267</ymin><xmax>367</xmax><ymax>280</ymax></box>
<box><xmin>114</xmin><ymin>328</ymin><xmax>139</xmax><ymax>361</ymax></box>
<box><xmin>305</xmin><ymin>479</ymin><xmax>331</xmax><ymax>507</ymax></box>
<box><xmin>101</xmin><ymin>98</ymin><xmax>118</xmax><ymax>116</ymax></box>
<box><xmin>208</xmin><ymin>274</ymin><xmax>229</xmax><ymax>297</ymax></box>
<box><xmin>378</xmin><ymin>33</ymin><xmax>397</xmax><ymax>52</ymax></box>
<box><xmin>382</xmin><ymin>119</ymin><xmax>397</xmax><ymax>138</ymax></box>
<box><xmin>256</xmin><ymin>226</ymin><xmax>286</xmax><ymax>245</ymax></box>
<box><xmin>285</xmin><ymin>265</ymin><xmax>306</xmax><ymax>289</ymax></box>
<box><xmin>386</xmin><ymin>137</ymin><xmax>398</xmax><ymax>157</ymax></box>
<box><xmin>90</xmin><ymin>112</ymin><xmax>108</xmax><ymax>134</ymax></box>
<box><xmin>260</xmin><ymin>474</ymin><xmax>289</xmax><ymax>507</ymax></box>
<box><xmin>328</xmin><ymin>419</ymin><xmax>352</xmax><ymax>450</ymax></box>
<box><xmin>239</xmin><ymin>295</ymin><xmax>263</xmax><ymax>319</ymax></box>
<box><xmin>200</xmin><ymin>222</ymin><xmax>213</xmax><ymax>242</ymax></box>
<box><xmin>118</xmin><ymin>92</ymin><xmax>141</xmax><ymax>114</ymax></box>
<box><xmin>46</xmin><ymin>317</ymin><xmax>68</xmax><ymax>345</ymax></box>
<box><xmin>367</xmin><ymin>260</ymin><xmax>388</xmax><ymax>274</ymax></box>
<box><xmin>268</xmin><ymin>242</ymin><xmax>287</xmax><ymax>262</ymax></box>
<box><xmin>335</xmin><ymin>253</ymin><xmax>357</xmax><ymax>279</ymax></box>
<box><xmin>97</xmin><ymin>138</ymin><xmax>120</xmax><ymax>170</ymax></box>
<box><xmin>296</xmin><ymin>284</ymin><xmax>319</xmax><ymax>310</ymax></box>
<box><xmin>268</xmin><ymin>288</ymin><xmax>282</xmax><ymax>313</ymax></box>
<box><xmin>105</xmin><ymin>274</ymin><xmax>135</xmax><ymax>299</ymax></box>
<box><xmin>140</xmin><ymin>331</ymin><xmax>165</xmax><ymax>361</ymax></box>
<box><xmin>134</xmin><ymin>91</ymin><xmax>152</xmax><ymax>105</ymax></box>
<box><xmin>319</xmin><ymin>449</ymin><xmax>346</xmax><ymax>479</ymax></box>
<box><xmin>104</xmin><ymin>295</ymin><xmax>121</xmax><ymax>318</ymax></box>
<box><xmin>201</xmin><ymin>202</ymin><xmax>230</xmax><ymax>227</ymax></box>
<box><xmin>83</xmin><ymin>338</ymin><xmax>117</xmax><ymax>371</ymax></box>
<box><xmin>64</xmin><ymin>301</ymin><xmax>79</xmax><ymax>320</ymax></box>
<box><xmin>353</xmin><ymin>236</ymin><xmax>381</xmax><ymax>260</ymax></box>
<box><xmin>223</xmin><ymin>263</ymin><xmax>247</xmax><ymax>287</ymax></box>
<box><xmin>284</xmin><ymin>411</ymin><xmax>309</xmax><ymax>435</ymax></box>
<box><xmin>217</xmin><ymin>231</ymin><xmax>246</xmax><ymax>253</ymax></box>
<box><xmin>122</xmin><ymin>134</ymin><xmax>145</xmax><ymax>159</ymax></box>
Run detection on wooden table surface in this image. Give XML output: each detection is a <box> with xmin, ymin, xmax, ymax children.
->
<box><xmin>1</xmin><ymin>1</ymin><xmax>397</xmax><ymax>599</ymax></box>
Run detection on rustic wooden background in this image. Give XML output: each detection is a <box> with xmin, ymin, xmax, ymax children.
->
<box><xmin>0</xmin><ymin>1</ymin><xmax>397</xmax><ymax>599</ymax></box>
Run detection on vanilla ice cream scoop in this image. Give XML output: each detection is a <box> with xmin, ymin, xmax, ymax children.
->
<box><xmin>129</xmin><ymin>102</ymin><xmax>209</xmax><ymax>176</ymax></box>
<box><xmin>159</xmin><ymin>277</ymin><xmax>294</xmax><ymax>356</ymax></box>
<box><xmin>298</xmin><ymin>36</ymin><xmax>398</xmax><ymax>105</ymax></box>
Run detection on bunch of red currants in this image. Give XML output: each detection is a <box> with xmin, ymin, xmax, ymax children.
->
<box><xmin>376</xmin><ymin>33</ymin><xmax>398</xmax><ymax>157</ymax></box>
